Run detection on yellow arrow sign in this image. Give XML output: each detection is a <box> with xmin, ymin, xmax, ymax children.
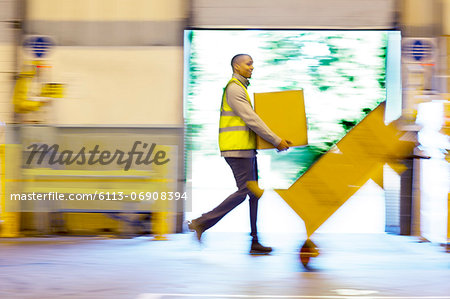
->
<box><xmin>272</xmin><ymin>103</ymin><xmax>415</xmax><ymax>237</ymax></box>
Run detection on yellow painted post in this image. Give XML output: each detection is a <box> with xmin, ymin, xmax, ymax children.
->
<box><xmin>152</xmin><ymin>212</ymin><xmax>169</xmax><ymax>241</ymax></box>
<box><xmin>0</xmin><ymin>144</ymin><xmax>5</xmax><ymax>234</ymax></box>
<box><xmin>151</xmin><ymin>145</ymin><xmax>174</xmax><ymax>241</ymax></box>
<box><xmin>0</xmin><ymin>144</ymin><xmax>21</xmax><ymax>237</ymax></box>
<box><xmin>447</xmin><ymin>193</ymin><xmax>450</xmax><ymax>251</ymax></box>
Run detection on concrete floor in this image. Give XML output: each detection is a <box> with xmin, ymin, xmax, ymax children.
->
<box><xmin>0</xmin><ymin>232</ymin><xmax>449</xmax><ymax>299</ymax></box>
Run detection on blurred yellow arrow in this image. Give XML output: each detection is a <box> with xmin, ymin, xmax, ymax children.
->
<box><xmin>272</xmin><ymin>103</ymin><xmax>415</xmax><ymax>237</ymax></box>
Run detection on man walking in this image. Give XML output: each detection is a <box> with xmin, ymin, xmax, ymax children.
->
<box><xmin>189</xmin><ymin>54</ymin><xmax>290</xmax><ymax>254</ymax></box>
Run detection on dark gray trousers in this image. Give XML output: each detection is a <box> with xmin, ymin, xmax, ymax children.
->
<box><xmin>196</xmin><ymin>157</ymin><xmax>259</xmax><ymax>239</ymax></box>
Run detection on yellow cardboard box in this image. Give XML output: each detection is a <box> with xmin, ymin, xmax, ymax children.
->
<box><xmin>254</xmin><ymin>90</ymin><xmax>308</xmax><ymax>149</ymax></box>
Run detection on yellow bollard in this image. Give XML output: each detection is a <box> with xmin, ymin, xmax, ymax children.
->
<box><xmin>152</xmin><ymin>212</ymin><xmax>170</xmax><ymax>241</ymax></box>
<box><xmin>447</xmin><ymin>193</ymin><xmax>449</xmax><ymax>252</ymax></box>
<box><xmin>0</xmin><ymin>144</ymin><xmax>21</xmax><ymax>237</ymax></box>
<box><xmin>0</xmin><ymin>144</ymin><xmax>21</xmax><ymax>238</ymax></box>
<box><xmin>0</xmin><ymin>212</ymin><xmax>21</xmax><ymax>238</ymax></box>
<box><xmin>149</xmin><ymin>145</ymin><xmax>174</xmax><ymax>241</ymax></box>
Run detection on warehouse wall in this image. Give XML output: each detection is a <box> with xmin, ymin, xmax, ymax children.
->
<box><xmin>8</xmin><ymin>0</ymin><xmax>450</xmax><ymax>126</ymax></box>
<box><xmin>1</xmin><ymin>0</ymin><xmax>446</xmax><ymax>237</ymax></box>
<box><xmin>18</xmin><ymin>0</ymin><xmax>400</xmax><ymax>126</ymax></box>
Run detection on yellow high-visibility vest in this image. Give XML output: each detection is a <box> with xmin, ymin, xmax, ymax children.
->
<box><xmin>12</xmin><ymin>62</ymin><xmax>65</xmax><ymax>114</ymax></box>
<box><xmin>13</xmin><ymin>69</ymin><xmax>44</xmax><ymax>113</ymax></box>
<box><xmin>219</xmin><ymin>78</ymin><xmax>256</xmax><ymax>151</ymax></box>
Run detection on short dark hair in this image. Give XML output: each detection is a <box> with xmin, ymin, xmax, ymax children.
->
<box><xmin>231</xmin><ymin>54</ymin><xmax>250</xmax><ymax>68</ymax></box>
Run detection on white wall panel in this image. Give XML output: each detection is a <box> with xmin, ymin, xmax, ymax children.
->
<box><xmin>50</xmin><ymin>47</ymin><xmax>183</xmax><ymax>125</ymax></box>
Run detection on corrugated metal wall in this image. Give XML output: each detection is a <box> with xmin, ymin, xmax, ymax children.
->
<box><xmin>26</xmin><ymin>0</ymin><xmax>187</xmax><ymax>46</ymax></box>
<box><xmin>190</xmin><ymin>0</ymin><xmax>396</xmax><ymax>28</ymax></box>
<box><xmin>0</xmin><ymin>0</ymin><xmax>16</xmax><ymax>124</ymax></box>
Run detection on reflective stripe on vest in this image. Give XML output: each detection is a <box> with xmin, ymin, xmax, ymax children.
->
<box><xmin>219</xmin><ymin>78</ymin><xmax>256</xmax><ymax>151</ymax></box>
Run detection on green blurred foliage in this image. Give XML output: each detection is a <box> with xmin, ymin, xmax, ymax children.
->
<box><xmin>185</xmin><ymin>30</ymin><xmax>388</xmax><ymax>185</ymax></box>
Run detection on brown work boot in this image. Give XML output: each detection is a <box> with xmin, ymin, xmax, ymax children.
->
<box><xmin>250</xmin><ymin>240</ymin><xmax>272</xmax><ymax>254</ymax></box>
<box><xmin>187</xmin><ymin>220</ymin><xmax>204</xmax><ymax>243</ymax></box>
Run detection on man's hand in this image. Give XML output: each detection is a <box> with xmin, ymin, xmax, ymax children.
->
<box><xmin>276</xmin><ymin>139</ymin><xmax>292</xmax><ymax>152</ymax></box>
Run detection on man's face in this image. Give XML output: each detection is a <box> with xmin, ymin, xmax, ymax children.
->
<box><xmin>234</xmin><ymin>55</ymin><xmax>254</xmax><ymax>79</ymax></box>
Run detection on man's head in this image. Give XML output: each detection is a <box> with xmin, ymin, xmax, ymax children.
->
<box><xmin>231</xmin><ymin>54</ymin><xmax>253</xmax><ymax>79</ymax></box>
